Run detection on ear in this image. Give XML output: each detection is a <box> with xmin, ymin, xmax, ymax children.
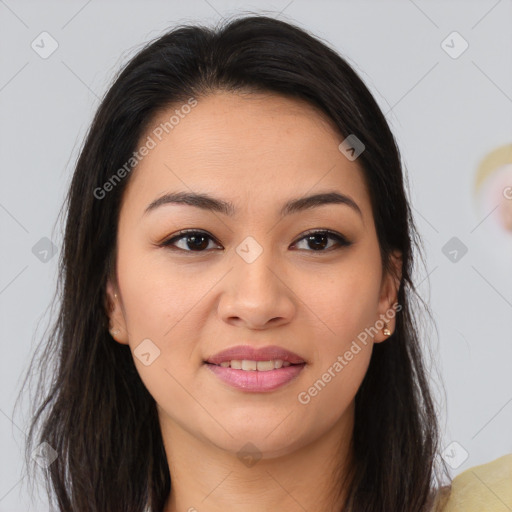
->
<box><xmin>373</xmin><ymin>250</ymin><xmax>402</xmax><ymax>343</ymax></box>
<box><xmin>105</xmin><ymin>279</ymin><xmax>129</xmax><ymax>345</ymax></box>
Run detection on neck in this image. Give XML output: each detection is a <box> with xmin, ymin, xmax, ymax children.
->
<box><xmin>160</xmin><ymin>404</ymin><xmax>354</xmax><ymax>512</ymax></box>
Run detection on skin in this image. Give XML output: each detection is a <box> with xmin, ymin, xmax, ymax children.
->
<box><xmin>106</xmin><ymin>91</ymin><xmax>402</xmax><ymax>512</ymax></box>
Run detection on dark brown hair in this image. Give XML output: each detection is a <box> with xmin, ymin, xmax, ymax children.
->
<box><xmin>16</xmin><ymin>13</ymin><xmax>449</xmax><ymax>511</ymax></box>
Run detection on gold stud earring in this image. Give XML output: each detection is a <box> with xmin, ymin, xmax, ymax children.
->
<box><xmin>383</xmin><ymin>321</ymin><xmax>391</xmax><ymax>337</ymax></box>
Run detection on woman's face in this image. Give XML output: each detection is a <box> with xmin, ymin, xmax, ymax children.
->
<box><xmin>106</xmin><ymin>91</ymin><xmax>401</xmax><ymax>458</ymax></box>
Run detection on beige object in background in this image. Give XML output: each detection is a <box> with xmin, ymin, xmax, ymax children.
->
<box><xmin>474</xmin><ymin>144</ymin><xmax>512</xmax><ymax>233</ymax></box>
<box><xmin>434</xmin><ymin>453</ymin><xmax>512</xmax><ymax>511</ymax></box>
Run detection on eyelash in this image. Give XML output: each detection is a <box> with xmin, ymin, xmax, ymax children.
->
<box><xmin>159</xmin><ymin>228</ymin><xmax>352</xmax><ymax>254</ymax></box>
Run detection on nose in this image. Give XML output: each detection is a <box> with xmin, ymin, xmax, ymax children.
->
<box><xmin>217</xmin><ymin>246</ymin><xmax>296</xmax><ymax>330</ymax></box>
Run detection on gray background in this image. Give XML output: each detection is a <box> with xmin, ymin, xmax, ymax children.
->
<box><xmin>1</xmin><ymin>0</ymin><xmax>511</xmax><ymax>509</ymax></box>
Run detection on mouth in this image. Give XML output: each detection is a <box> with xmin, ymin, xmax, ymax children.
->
<box><xmin>204</xmin><ymin>344</ymin><xmax>306</xmax><ymax>366</ymax></box>
<box><xmin>204</xmin><ymin>359</ymin><xmax>305</xmax><ymax>371</ymax></box>
<box><xmin>203</xmin><ymin>345</ymin><xmax>306</xmax><ymax>392</ymax></box>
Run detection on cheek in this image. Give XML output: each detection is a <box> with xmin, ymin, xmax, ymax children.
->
<box><xmin>117</xmin><ymin>241</ymin><xmax>209</xmax><ymax>341</ymax></box>
<box><xmin>116</xmin><ymin>244</ymin><xmax>211</xmax><ymax>399</ymax></box>
<box><xmin>297</xmin><ymin>343</ymin><xmax>372</xmax><ymax>425</ymax></box>
<box><xmin>298</xmin><ymin>269</ymin><xmax>377</xmax><ymax>397</ymax></box>
<box><xmin>300</xmin><ymin>254</ymin><xmax>382</xmax><ymax>350</ymax></box>
<box><xmin>287</xmin><ymin>253</ymin><xmax>381</xmax><ymax>418</ymax></box>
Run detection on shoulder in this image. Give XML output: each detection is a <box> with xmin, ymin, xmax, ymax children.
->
<box><xmin>435</xmin><ymin>453</ymin><xmax>512</xmax><ymax>511</ymax></box>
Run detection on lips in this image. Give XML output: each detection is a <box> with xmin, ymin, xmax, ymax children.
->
<box><xmin>204</xmin><ymin>344</ymin><xmax>306</xmax><ymax>366</ymax></box>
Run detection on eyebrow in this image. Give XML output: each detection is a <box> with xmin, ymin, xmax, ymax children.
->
<box><xmin>144</xmin><ymin>190</ymin><xmax>363</xmax><ymax>219</ymax></box>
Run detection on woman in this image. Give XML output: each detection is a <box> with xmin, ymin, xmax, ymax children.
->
<box><xmin>17</xmin><ymin>14</ymin><xmax>510</xmax><ymax>512</ymax></box>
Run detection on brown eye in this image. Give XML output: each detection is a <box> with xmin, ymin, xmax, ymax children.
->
<box><xmin>160</xmin><ymin>230</ymin><xmax>220</xmax><ymax>252</ymax></box>
<box><xmin>292</xmin><ymin>230</ymin><xmax>352</xmax><ymax>252</ymax></box>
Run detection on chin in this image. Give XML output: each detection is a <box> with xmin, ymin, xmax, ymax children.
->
<box><xmin>214</xmin><ymin>432</ymin><xmax>304</xmax><ymax>461</ymax></box>
<box><xmin>202</xmin><ymin>415</ymin><xmax>313</xmax><ymax>457</ymax></box>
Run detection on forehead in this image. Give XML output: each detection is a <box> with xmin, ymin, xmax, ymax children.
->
<box><xmin>120</xmin><ymin>91</ymin><xmax>372</xmax><ymax>223</ymax></box>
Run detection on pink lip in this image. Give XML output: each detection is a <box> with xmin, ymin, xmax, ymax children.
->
<box><xmin>205</xmin><ymin>344</ymin><xmax>306</xmax><ymax>365</ymax></box>
<box><xmin>205</xmin><ymin>363</ymin><xmax>305</xmax><ymax>392</ymax></box>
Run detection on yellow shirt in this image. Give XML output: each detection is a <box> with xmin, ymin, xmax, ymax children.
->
<box><xmin>435</xmin><ymin>453</ymin><xmax>512</xmax><ymax>511</ymax></box>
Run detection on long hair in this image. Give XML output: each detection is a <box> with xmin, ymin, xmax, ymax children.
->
<box><xmin>15</xmin><ymin>14</ymin><xmax>449</xmax><ymax>511</ymax></box>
